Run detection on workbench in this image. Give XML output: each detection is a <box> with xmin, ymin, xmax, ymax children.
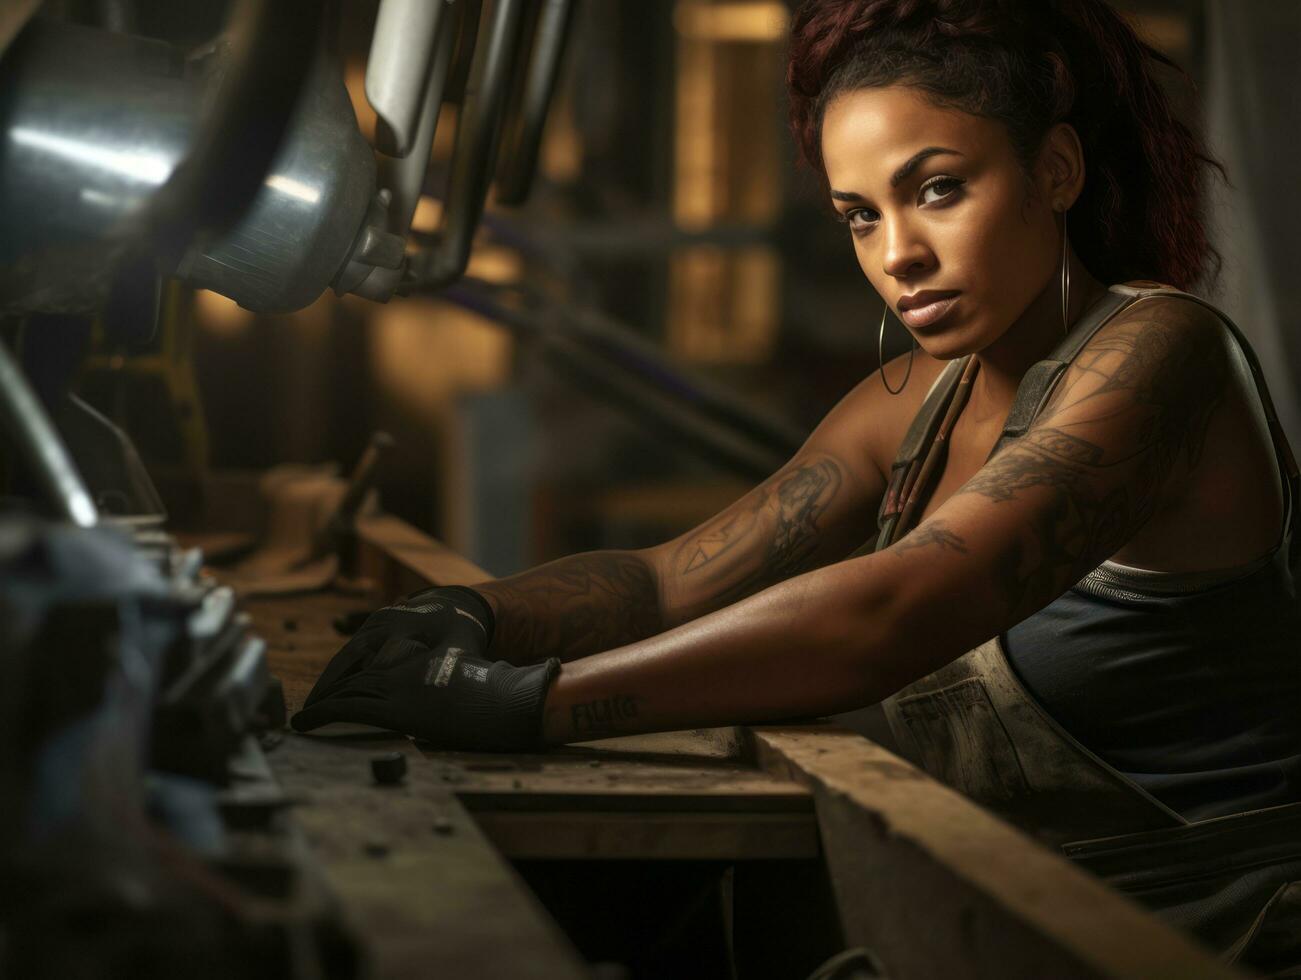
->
<box><xmin>242</xmin><ymin>515</ymin><xmax>1240</xmax><ymax>980</ymax></box>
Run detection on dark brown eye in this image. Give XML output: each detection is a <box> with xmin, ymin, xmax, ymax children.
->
<box><xmin>845</xmin><ymin>207</ymin><xmax>879</xmax><ymax>231</ymax></box>
<box><xmin>919</xmin><ymin>176</ymin><xmax>964</xmax><ymax>205</ymax></box>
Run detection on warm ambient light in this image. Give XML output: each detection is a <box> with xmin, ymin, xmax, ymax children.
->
<box><xmin>672</xmin><ymin>2</ymin><xmax>789</xmax><ymax>43</ymax></box>
<box><xmin>194</xmin><ymin>288</ymin><xmax>254</xmax><ymax>338</ymax></box>
<box><xmin>411</xmin><ymin>195</ymin><xmax>443</xmax><ymax>233</ymax></box>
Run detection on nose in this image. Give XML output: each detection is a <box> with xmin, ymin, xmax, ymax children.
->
<box><xmin>881</xmin><ymin>216</ymin><xmax>935</xmax><ymax>280</ymax></box>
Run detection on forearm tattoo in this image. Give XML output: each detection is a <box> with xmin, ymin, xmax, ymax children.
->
<box><xmin>670</xmin><ymin>454</ymin><xmax>845</xmax><ymax>616</ymax></box>
<box><xmin>479</xmin><ymin>552</ymin><xmax>663</xmax><ymax>663</ymax></box>
<box><xmin>897</xmin><ymin>306</ymin><xmax>1230</xmax><ymax>619</ymax></box>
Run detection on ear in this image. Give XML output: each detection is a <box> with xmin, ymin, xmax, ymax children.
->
<box><xmin>1035</xmin><ymin>122</ymin><xmax>1086</xmax><ymax>212</ymax></box>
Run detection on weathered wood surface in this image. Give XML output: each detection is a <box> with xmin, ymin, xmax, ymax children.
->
<box><xmin>272</xmin><ymin>733</ymin><xmax>589</xmax><ymax>980</ymax></box>
<box><xmin>433</xmin><ymin>736</ymin><xmax>816</xmax><ymax>861</ymax></box>
<box><xmin>752</xmin><ymin>726</ymin><xmax>1243</xmax><ymax>980</ymax></box>
<box><xmin>245</xmin><ymin>591</ymin><xmax>378</xmax><ymax>713</ymax></box>
<box><xmin>244</xmin><ymin>521</ymin><xmax>1244</xmax><ymax>980</ymax></box>
<box><xmin>247</xmin><ymin>593</ymin><xmax>817</xmax><ymax>866</ymax></box>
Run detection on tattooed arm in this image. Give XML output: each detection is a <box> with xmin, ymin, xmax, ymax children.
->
<box><xmin>473</xmin><ymin>367</ymin><xmax>897</xmax><ymax>666</ymax></box>
<box><xmin>539</xmin><ymin>299</ymin><xmax>1250</xmax><ymax>741</ymax></box>
<box><xmin>476</xmin><ymin>444</ymin><xmax>883</xmax><ymax>664</ymax></box>
<box><xmin>472</xmin><ymin>551</ymin><xmax>663</xmax><ymax>665</ymax></box>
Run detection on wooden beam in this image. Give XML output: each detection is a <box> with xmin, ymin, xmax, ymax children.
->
<box><xmin>422</xmin><ymin>733</ymin><xmax>817</xmax><ymax>861</ymax></box>
<box><xmin>751</xmin><ymin>726</ymin><xmax>1243</xmax><ymax>980</ymax></box>
<box><xmin>470</xmin><ymin>810</ymin><xmax>818</xmax><ymax>860</ymax></box>
<box><xmin>355</xmin><ymin>514</ymin><xmax>492</xmax><ymax>597</ymax></box>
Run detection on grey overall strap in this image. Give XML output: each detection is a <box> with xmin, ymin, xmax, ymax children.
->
<box><xmin>1097</xmin><ymin>287</ymin><xmax>1301</xmax><ymax>562</ymax></box>
<box><xmin>873</xmin><ymin>286</ymin><xmax>1133</xmax><ymax>553</ymax></box>
<box><xmin>873</xmin><ymin>355</ymin><xmax>972</xmax><ymax>550</ymax></box>
<box><xmin>988</xmin><ymin>286</ymin><xmax>1134</xmax><ymax>457</ymax></box>
<box><xmin>988</xmin><ymin>284</ymin><xmax>1299</xmax><ymax>557</ymax></box>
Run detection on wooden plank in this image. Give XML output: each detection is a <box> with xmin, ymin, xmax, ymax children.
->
<box><xmin>751</xmin><ymin>726</ymin><xmax>1244</xmax><ymax>980</ymax></box>
<box><xmin>420</xmin><ymin>744</ymin><xmax>808</xmax><ymax>809</ymax></box>
<box><xmin>355</xmin><ymin>514</ymin><xmax>492</xmax><ymax>596</ymax></box>
<box><xmin>271</xmin><ymin>733</ymin><xmax>589</xmax><ymax>980</ymax></box>
<box><xmin>422</xmin><ymin>734</ymin><xmax>817</xmax><ymax>860</ymax></box>
<box><xmin>569</xmin><ymin>726</ymin><xmax>748</xmax><ymax>760</ymax></box>
<box><xmin>242</xmin><ymin>591</ymin><xmax>381</xmax><ymax>713</ymax></box>
<box><xmin>471</xmin><ymin>810</ymin><xmax>818</xmax><ymax>860</ymax></box>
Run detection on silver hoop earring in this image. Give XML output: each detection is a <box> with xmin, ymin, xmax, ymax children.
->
<box><xmin>878</xmin><ymin>304</ymin><xmax>915</xmax><ymax>396</ymax></box>
<box><xmin>1060</xmin><ymin>209</ymin><xmax>1071</xmax><ymax>337</ymax></box>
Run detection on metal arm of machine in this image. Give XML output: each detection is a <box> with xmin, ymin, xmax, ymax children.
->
<box><xmin>494</xmin><ymin>0</ymin><xmax>575</xmax><ymax>207</ymax></box>
<box><xmin>0</xmin><ymin>336</ymin><xmax>97</xmax><ymax>527</ymax></box>
<box><xmin>379</xmin><ymin>0</ymin><xmax>461</xmax><ymax>238</ymax></box>
<box><xmin>0</xmin><ymin>0</ymin><xmax>323</xmax><ymax>315</ymax></box>
<box><xmin>365</xmin><ymin>0</ymin><xmax>449</xmax><ymax>159</ymax></box>
<box><xmin>407</xmin><ymin>0</ymin><xmax>528</xmax><ymax>290</ymax></box>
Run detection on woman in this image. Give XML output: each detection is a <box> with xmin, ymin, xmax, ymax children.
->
<box><xmin>294</xmin><ymin>0</ymin><xmax>1301</xmax><ymax>960</ymax></box>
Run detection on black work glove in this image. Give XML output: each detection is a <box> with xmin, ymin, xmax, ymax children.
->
<box><xmin>289</xmin><ymin>586</ymin><xmax>559</xmax><ymax>751</ymax></box>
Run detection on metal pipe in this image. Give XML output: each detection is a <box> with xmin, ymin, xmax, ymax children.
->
<box><xmin>0</xmin><ymin>336</ymin><xmax>97</xmax><ymax>527</ymax></box>
<box><xmin>494</xmin><ymin>0</ymin><xmax>574</xmax><ymax>206</ymax></box>
<box><xmin>433</xmin><ymin>277</ymin><xmax>806</xmax><ymax>459</ymax></box>
<box><xmin>544</xmin><ymin>300</ymin><xmax>807</xmax><ymax>458</ymax></box>
<box><xmin>441</xmin><ymin>283</ymin><xmax>791</xmax><ymax>479</ymax></box>
<box><xmin>365</xmin><ymin>0</ymin><xmax>449</xmax><ymax>158</ymax></box>
<box><xmin>381</xmin><ymin>0</ymin><xmax>459</xmax><ymax>236</ymax></box>
<box><xmin>411</xmin><ymin>0</ymin><xmax>527</xmax><ymax>288</ymax></box>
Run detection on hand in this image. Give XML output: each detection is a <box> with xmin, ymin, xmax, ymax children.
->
<box><xmin>290</xmin><ymin>586</ymin><xmax>560</xmax><ymax>751</ymax></box>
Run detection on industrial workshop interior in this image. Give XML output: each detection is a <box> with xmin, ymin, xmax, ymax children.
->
<box><xmin>4</xmin><ymin>0</ymin><xmax>1301</xmax><ymax>977</ymax></box>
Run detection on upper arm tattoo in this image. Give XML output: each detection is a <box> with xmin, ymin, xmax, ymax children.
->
<box><xmin>901</xmin><ymin>303</ymin><xmax>1231</xmax><ymax>618</ymax></box>
<box><xmin>669</xmin><ymin>454</ymin><xmax>847</xmax><ymax>615</ymax></box>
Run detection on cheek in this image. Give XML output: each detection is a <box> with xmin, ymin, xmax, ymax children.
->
<box><xmin>849</xmin><ymin>239</ymin><xmax>885</xmax><ymax>293</ymax></box>
<box><xmin>959</xmin><ymin>187</ymin><xmax>1057</xmax><ymax>295</ymax></box>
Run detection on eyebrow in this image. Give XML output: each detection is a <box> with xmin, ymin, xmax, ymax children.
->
<box><xmin>829</xmin><ymin>146</ymin><xmax>964</xmax><ymax>201</ymax></box>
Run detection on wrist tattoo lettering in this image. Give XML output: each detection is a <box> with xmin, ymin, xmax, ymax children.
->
<box><xmin>570</xmin><ymin>695</ymin><xmax>640</xmax><ymax>736</ymax></box>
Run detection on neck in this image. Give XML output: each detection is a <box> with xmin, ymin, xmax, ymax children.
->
<box><xmin>970</xmin><ymin>250</ymin><xmax>1105</xmax><ymax>412</ymax></box>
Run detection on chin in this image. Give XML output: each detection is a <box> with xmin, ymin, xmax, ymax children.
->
<box><xmin>917</xmin><ymin>317</ymin><xmax>1000</xmax><ymax>360</ymax></box>
<box><xmin>917</xmin><ymin>333</ymin><xmax>978</xmax><ymax>361</ymax></box>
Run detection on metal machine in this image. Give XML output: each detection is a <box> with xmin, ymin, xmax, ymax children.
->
<box><xmin>0</xmin><ymin>2</ymin><xmax>573</xmax><ymax>975</ymax></box>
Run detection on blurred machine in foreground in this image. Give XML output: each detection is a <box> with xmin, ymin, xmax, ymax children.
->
<box><xmin>0</xmin><ymin>1</ymin><xmax>572</xmax><ymax>975</ymax></box>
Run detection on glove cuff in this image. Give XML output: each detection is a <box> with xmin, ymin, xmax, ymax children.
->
<box><xmin>399</xmin><ymin>584</ymin><xmax>495</xmax><ymax>648</ymax></box>
<box><xmin>488</xmin><ymin>656</ymin><xmax>561</xmax><ymax>752</ymax></box>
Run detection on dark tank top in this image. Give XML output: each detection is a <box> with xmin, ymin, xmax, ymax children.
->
<box><xmin>873</xmin><ymin>283</ymin><xmax>1301</xmax><ymax>826</ymax></box>
<box><xmin>1005</xmin><ymin>520</ymin><xmax>1301</xmax><ymax>823</ymax></box>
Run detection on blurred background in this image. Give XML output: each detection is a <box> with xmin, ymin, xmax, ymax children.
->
<box><xmin>61</xmin><ymin>0</ymin><xmax>1297</xmax><ymax>577</ymax></box>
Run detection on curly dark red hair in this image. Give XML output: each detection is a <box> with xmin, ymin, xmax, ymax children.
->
<box><xmin>787</xmin><ymin>0</ymin><xmax>1222</xmax><ymax>290</ymax></box>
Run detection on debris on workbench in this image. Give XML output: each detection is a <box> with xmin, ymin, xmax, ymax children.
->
<box><xmin>370</xmin><ymin>752</ymin><xmax>407</xmax><ymax>785</ymax></box>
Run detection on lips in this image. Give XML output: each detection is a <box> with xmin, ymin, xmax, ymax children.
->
<box><xmin>897</xmin><ymin>291</ymin><xmax>961</xmax><ymax>330</ymax></box>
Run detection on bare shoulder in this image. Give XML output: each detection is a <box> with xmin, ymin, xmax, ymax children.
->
<box><xmin>808</xmin><ymin>348</ymin><xmax>949</xmax><ymax>480</ymax></box>
<box><xmin>1107</xmin><ymin>284</ymin><xmax>1227</xmax><ymax>336</ymax></box>
<box><xmin>1102</xmin><ymin>282</ymin><xmax>1230</xmax><ymax>353</ymax></box>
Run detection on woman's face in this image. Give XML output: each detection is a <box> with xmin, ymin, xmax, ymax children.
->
<box><xmin>820</xmin><ymin>85</ymin><xmax>1060</xmax><ymax>360</ymax></box>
